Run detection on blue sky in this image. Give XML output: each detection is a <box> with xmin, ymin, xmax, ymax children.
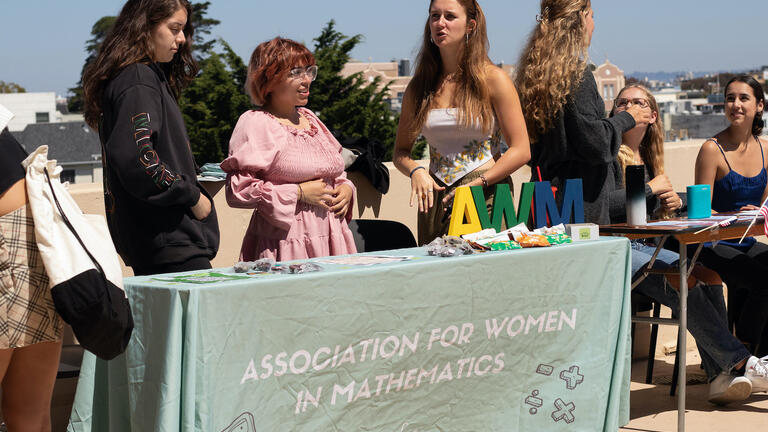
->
<box><xmin>1</xmin><ymin>0</ymin><xmax>765</xmax><ymax>96</ymax></box>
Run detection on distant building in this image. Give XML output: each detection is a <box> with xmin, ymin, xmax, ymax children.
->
<box><xmin>592</xmin><ymin>60</ymin><xmax>626</xmax><ymax>113</ymax></box>
<box><xmin>341</xmin><ymin>60</ymin><xmax>412</xmax><ymax>112</ymax></box>
<box><xmin>14</xmin><ymin>121</ymin><xmax>102</xmax><ymax>184</ymax></box>
<box><xmin>667</xmin><ymin>114</ymin><xmax>728</xmax><ymax>141</ymax></box>
<box><xmin>496</xmin><ymin>62</ymin><xmax>515</xmax><ymax>79</ymax></box>
<box><xmin>0</xmin><ymin>92</ymin><xmax>58</xmax><ymax>132</ymax></box>
<box><xmin>0</xmin><ymin>92</ymin><xmax>84</xmax><ymax>131</ymax></box>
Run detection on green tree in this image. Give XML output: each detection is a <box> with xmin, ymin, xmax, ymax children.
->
<box><xmin>68</xmin><ymin>16</ymin><xmax>116</xmax><ymax>112</ymax></box>
<box><xmin>189</xmin><ymin>1</ymin><xmax>220</xmax><ymax>57</ymax></box>
<box><xmin>307</xmin><ymin>20</ymin><xmax>399</xmax><ymax>160</ymax></box>
<box><xmin>69</xmin><ymin>3</ymin><xmax>219</xmax><ymax>112</ymax></box>
<box><xmin>180</xmin><ymin>40</ymin><xmax>251</xmax><ymax>164</ymax></box>
<box><xmin>0</xmin><ymin>81</ymin><xmax>26</xmax><ymax>93</ymax></box>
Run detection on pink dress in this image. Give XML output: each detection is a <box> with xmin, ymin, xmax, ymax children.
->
<box><xmin>221</xmin><ymin>108</ymin><xmax>357</xmax><ymax>261</ymax></box>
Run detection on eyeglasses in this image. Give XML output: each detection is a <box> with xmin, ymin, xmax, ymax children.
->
<box><xmin>288</xmin><ymin>65</ymin><xmax>318</xmax><ymax>81</ymax></box>
<box><xmin>614</xmin><ymin>97</ymin><xmax>650</xmax><ymax>109</ymax></box>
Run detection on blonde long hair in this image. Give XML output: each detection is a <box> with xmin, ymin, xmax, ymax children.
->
<box><xmin>611</xmin><ymin>85</ymin><xmax>670</xmax><ymax>218</ymax></box>
<box><xmin>515</xmin><ymin>0</ymin><xmax>591</xmax><ymax>141</ymax></box>
<box><xmin>406</xmin><ymin>0</ymin><xmax>494</xmax><ymax>136</ymax></box>
<box><xmin>611</xmin><ymin>85</ymin><xmax>665</xmax><ymax>182</ymax></box>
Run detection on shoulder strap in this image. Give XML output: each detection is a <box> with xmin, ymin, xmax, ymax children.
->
<box><xmin>709</xmin><ymin>138</ymin><xmax>733</xmax><ymax>171</ymax></box>
<box><xmin>755</xmin><ymin>135</ymin><xmax>765</xmax><ymax>166</ymax></box>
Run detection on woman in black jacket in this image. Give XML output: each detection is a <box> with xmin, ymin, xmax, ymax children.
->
<box><xmin>515</xmin><ymin>0</ymin><xmax>650</xmax><ymax>225</ymax></box>
<box><xmin>83</xmin><ymin>0</ymin><xmax>219</xmax><ymax>275</ymax></box>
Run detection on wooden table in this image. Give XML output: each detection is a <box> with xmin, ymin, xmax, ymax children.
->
<box><xmin>601</xmin><ymin>214</ymin><xmax>764</xmax><ymax>432</ymax></box>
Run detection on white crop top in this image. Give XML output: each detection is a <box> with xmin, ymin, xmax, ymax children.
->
<box><xmin>421</xmin><ymin>108</ymin><xmax>503</xmax><ymax>186</ymax></box>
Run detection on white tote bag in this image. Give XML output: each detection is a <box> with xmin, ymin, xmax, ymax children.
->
<box><xmin>24</xmin><ymin>146</ymin><xmax>123</xmax><ymax>289</ymax></box>
<box><xmin>24</xmin><ymin>146</ymin><xmax>133</xmax><ymax>359</ymax></box>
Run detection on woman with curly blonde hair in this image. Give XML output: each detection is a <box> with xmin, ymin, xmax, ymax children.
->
<box><xmin>393</xmin><ymin>0</ymin><xmax>530</xmax><ymax>244</ymax></box>
<box><xmin>515</xmin><ymin>0</ymin><xmax>650</xmax><ymax>224</ymax></box>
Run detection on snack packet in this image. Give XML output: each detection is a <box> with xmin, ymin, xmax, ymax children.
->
<box><xmin>518</xmin><ymin>234</ymin><xmax>551</xmax><ymax>248</ymax></box>
<box><xmin>487</xmin><ymin>240</ymin><xmax>522</xmax><ymax>251</ymax></box>
<box><xmin>545</xmin><ymin>233</ymin><xmax>572</xmax><ymax>245</ymax></box>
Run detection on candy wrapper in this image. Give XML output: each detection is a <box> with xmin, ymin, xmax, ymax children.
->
<box><xmin>234</xmin><ymin>258</ymin><xmax>276</xmax><ymax>273</ymax></box>
<box><xmin>426</xmin><ymin>236</ymin><xmax>475</xmax><ymax>257</ymax></box>
<box><xmin>288</xmin><ymin>262</ymin><xmax>323</xmax><ymax>274</ymax></box>
<box><xmin>545</xmin><ymin>233</ymin><xmax>572</xmax><ymax>245</ymax></box>
<box><xmin>487</xmin><ymin>241</ymin><xmax>522</xmax><ymax>251</ymax></box>
<box><xmin>235</xmin><ymin>258</ymin><xmax>321</xmax><ymax>274</ymax></box>
<box><xmin>518</xmin><ymin>234</ymin><xmax>551</xmax><ymax>248</ymax></box>
<box><xmin>533</xmin><ymin>224</ymin><xmax>566</xmax><ymax>236</ymax></box>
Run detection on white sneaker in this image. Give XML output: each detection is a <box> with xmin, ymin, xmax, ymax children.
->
<box><xmin>708</xmin><ymin>373</ymin><xmax>752</xmax><ymax>405</ymax></box>
<box><xmin>745</xmin><ymin>356</ymin><xmax>768</xmax><ymax>392</ymax></box>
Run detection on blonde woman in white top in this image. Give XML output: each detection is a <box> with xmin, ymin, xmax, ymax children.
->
<box><xmin>393</xmin><ymin>0</ymin><xmax>530</xmax><ymax>244</ymax></box>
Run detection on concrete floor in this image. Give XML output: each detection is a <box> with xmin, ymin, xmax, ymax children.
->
<box><xmin>623</xmin><ymin>316</ymin><xmax>768</xmax><ymax>432</ymax></box>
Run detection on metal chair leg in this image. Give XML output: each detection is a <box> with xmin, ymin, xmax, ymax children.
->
<box><xmin>670</xmin><ymin>328</ymin><xmax>681</xmax><ymax>396</ymax></box>
<box><xmin>646</xmin><ymin>302</ymin><xmax>662</xmax><ymax>384</ymax></box>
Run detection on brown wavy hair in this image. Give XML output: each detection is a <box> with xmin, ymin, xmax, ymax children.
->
<box><xmin>515</xmin><ymin>0</ymin><xmax>591</xmax><ymax>141</ymax></box>
<box><xmin>83</xmin><ymin>0</ymin><xmax>197</xmax><ymax>128</ymax></box>
<box><xmin>611</xmin><ymin>85</ymin><xmax>670</xmax><ymax>218</ymax></box>
<box><xmin>245</xmin><ymin>38</ymin><xmax>315</xmax><ymax>106</ymax></box>
<box><xmin>405</xmin><ymin>0</ymin><xmax>494</xmax><ymax>136</ymax></box>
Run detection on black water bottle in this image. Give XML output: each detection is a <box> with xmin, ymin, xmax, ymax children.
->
<box><xmin>625</xmin><ymin>165</ymin><xmax>646</xmax><ymax>225</ymax></box>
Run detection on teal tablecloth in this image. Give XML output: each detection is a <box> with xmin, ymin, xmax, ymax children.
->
<box><xmin>68</xmin><ymin>237</ymin><xmax>631</xmax><ymax>432</ymax></box>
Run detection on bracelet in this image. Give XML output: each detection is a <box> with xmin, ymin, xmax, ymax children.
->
<box><xmin>480</xmin><ymin>174</ymin><xmax>489</xmax><ymax>188</ymax></box>
<box><xmin>297</xmin><ymin>184</ymin><xmax>304</xmax><ymax>202</ymax></box>
<box><xmin>409</xmin><ymin>166</ymin><xmax>426</xmax><ymax>178</ymax></box>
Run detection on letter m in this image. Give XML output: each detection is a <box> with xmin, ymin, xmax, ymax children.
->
<box><xmin>534</xmin><ymin>179</ymin><xmax>584</xmax><ymax>228</ymax></box>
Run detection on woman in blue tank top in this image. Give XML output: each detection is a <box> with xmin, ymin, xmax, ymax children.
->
<box><xmin>694</xmin><ymin>75</ymin><xmax>768</xmax><ymax>356</ymax></box>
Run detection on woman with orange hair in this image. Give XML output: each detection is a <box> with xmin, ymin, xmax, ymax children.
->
<box><xmin>221</xmin><ymin>37</ymin><xmax>357</xmax><ymax>261</ymax></box>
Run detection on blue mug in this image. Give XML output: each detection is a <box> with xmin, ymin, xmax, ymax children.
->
<box><xmin>687</xmin><ymin>184</ymin><xmax>711</xmax><ymax>219</ymax></box>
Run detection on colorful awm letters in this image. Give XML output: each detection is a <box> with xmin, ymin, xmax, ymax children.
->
<box><xmin>445</xmin><ymin>180</ymin><xmax>584</xmax><ymax>236</ymax></box>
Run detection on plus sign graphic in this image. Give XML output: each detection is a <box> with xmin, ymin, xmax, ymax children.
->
<box><xmin>551</xmin><ymin>398</ymin><xmax>576</xmax><ymax>424</ymax></box>
<box><xmin>559</xmin><ymin>365</ymin><xmax>584</xmax><ymax>390</ymax></box>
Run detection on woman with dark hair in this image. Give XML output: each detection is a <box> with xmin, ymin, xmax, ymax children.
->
<box><xmin>82</xmin><ymin>0</ymin><xmax>219</xmax><ymax>275</ymax></box>
<box><xmin>221</xmin><ymin>38</ymin><xmax>356</xmax><ymax>261</ymax></box>
<box><xmin>0</xmin><ymin>104</ymin><xmax>63</xmax><ymax>431</ymax></box>
<box><xmin>516</xmin><ymin>0</ymin><xmax>650</xmax><ymax>224</ymax></box>
<box><xmin>694</xmin><ymin>75</ymin><xmax>768</xmax><ymax>360</ymax></box>
<box><xmin>393</xmin><ymin>0</ymin><xmax>531</xmax><ymax>244</ymax></box>
<box><xmin>608</xmin><ymin>87</ymin><xmax>767</xmax><ymax>404</ymax></box>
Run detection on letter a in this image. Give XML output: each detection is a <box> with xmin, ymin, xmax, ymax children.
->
<box><xmin>447</xmin><ymin>186</ymin><xmax>483</xmax><ymax>237</ymax></box>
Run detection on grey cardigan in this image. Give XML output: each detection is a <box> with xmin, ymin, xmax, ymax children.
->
<box><xmin>529</xmin><ymin>68</ymin><xmax>636</xmax><ymax>225</ymax></box>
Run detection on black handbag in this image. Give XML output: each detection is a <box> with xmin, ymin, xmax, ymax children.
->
<box><xmin>43</xmin><ymin>168</ymin><xmax>134</xmax><ymax>360</ymax></box>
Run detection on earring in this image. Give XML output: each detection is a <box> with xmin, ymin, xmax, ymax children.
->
<box><xmin>430</xmin><ymin>37</ymin><xmax>435</xmax><ymax>45</ymax></box>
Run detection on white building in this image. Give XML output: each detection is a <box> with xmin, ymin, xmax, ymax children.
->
<box><xmin>592</xmin><ymin>60</ymin><xmax>626</xmax><ymax>113</ymax></box>
<box><xmin>341</xmin><ymin>60</ymin><xmax>412</xmax><ymax>112</ymax></box>
<box><xmin>0</xmin><ymin>92</ymin><xmax>61</xmax><ymax>131</ymax></box>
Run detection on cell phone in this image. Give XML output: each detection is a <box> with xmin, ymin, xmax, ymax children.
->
<box><xmin>442</xmin><ymin>201</ymin><xmax>454</xmax><ymax>223</ymax></box>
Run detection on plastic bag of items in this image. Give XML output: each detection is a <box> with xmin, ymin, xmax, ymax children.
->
<box><xmin>234</xmin><ymin>259</ymin><xmax>323</xmax><ymax>275</ymax></box>
<box><xmin>234</xmin><ymin>258</ymin><xmax>276</xmax><ymax>273</ymax></box>
<box><xmin>426</xmin><ymin>235</ymin><xmax>476</xmax><ymax>257</ymax></box>
<box><xmin>273</xmin><ymin>262</ymin><xmax>324</xmax><ymax>274</ymax></box>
